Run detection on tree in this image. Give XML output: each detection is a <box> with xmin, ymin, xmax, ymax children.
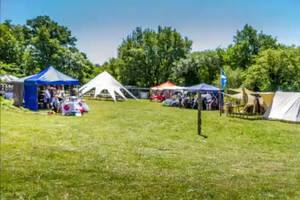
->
<box><xmin>118</xmin><ymin>26</ymin><xmax>192</xmax><ymax>87</ymax></box>
<box><xmin>0</xmin><ymin>16</ymin><xmax>98</xmax><ymax>83</ymax></box>
<box><xmin>243</xmin><ymin>48</ymin><xmax>300</xmax><ymax>91</ymax></box>
<box><xmin>173</xmin><ymin>51</ymin><xmax>221</xmax><ymax>86</ymax></box>
<box><xmin>0</xmin><ymin>23</ymin><xmax>25</xmax><ymax>68</ymax></box>
<box><xmin>26</xmin><ymin>16</ymin><xmax>76</xmax><ymax>47</ymax></box>
<box><xmin>100</xmin><ymin>58</ymin><xmax>123</xmax><ymax>81</ymax></box>
<box><xmin>222</xmin><ymin>24</ymin><xmax>278</xmax><ymax>70</ymax></box>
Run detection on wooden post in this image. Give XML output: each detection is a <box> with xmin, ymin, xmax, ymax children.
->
<box><xmin>198</xmin><ymin>92</ymin><xmax>201</xmax><ymax>135</ymax></box>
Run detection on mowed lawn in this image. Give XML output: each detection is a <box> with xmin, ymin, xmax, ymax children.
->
<box><xmin>1</xmin><ymin>99</ymin><xmax>300</xmax><ymax>200</ymax></box>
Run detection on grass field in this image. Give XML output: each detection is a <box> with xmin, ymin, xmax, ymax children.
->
<box><xmin>1</xmin><ymin>99</ymin><xmax>300</xmax><ymax>200</ymax></box>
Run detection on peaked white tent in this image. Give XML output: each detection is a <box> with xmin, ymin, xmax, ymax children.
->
<box><xmin>79</xmin><ymin>71</ymin><xmax>137</xmax><ymax>101</ymax></box>
<box><xmin>264</xmin><ymin>91</ymin><xmax>300</xmax><ymax>122</ymax></box>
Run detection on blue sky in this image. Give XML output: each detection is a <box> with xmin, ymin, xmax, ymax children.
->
<box><xmin>2</xmin><ymin>0</ymin><xmax>300</xmax><ymax>64</ymax></box>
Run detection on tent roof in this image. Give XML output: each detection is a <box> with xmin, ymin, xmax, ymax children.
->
<box><xmin>79</xmin><ymin>71</ymin><xmax>137</xmax><ymax>101</ymax></box>
<box><xmin>184</xmin><ymin>83</ymin><xmax>221</xmax><ymax>92</ymax></box>
<box><xmin>0</xmin><ymin>74</ymin><xmax>18</xmax><ymax>83</ymax></box>
<box><xmin>151</xmin><ymin>81</ymin><xmax>185</xmax><ymax>90</ymax></box>
<box><xmin>25</xmin><ymin>66</ymin><xmax>79</xmax><ymax>85</ymax></box>
<box><xmin>12</xmin><ymin>74</ymin><xmax>35</xmax><ymax>83</ymax></box>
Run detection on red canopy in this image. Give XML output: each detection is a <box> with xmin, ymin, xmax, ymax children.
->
<box><xmin>151</xmin><ymin>81</ymin><xmax>176</xmax><ymax>90</ymax></box>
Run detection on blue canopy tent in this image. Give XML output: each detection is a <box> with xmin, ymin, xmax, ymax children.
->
<box><xmin>184</xmin><ymin>83</ymin><xmax>224</xmax><ymax>109</ymax></box>
<box><xmin>24</xmin><ymin>66</ymin><xmax>79</xmax><ymax>110</ymax></box>
<box><xmin>184</xmin><ymin>83</ymin><xmax>221</xmax><ymax>93</ymax></box>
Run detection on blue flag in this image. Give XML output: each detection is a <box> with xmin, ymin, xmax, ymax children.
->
<box><xmin>221</xmin><ymin>70</ymin><xmax>227</xmax><ymax>88</ymax></box>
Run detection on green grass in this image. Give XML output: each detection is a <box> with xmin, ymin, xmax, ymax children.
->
<box><xmin>1</xmin><ymin>99</ymin><xmax>300</xmax><ymax>200</ymax></box>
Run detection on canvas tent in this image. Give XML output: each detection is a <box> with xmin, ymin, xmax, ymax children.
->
<box><xmin>264</xmin><ymin>91</ymin><xmax>300</xmax><ymax>122</ymax></box>
<box><xmin>79</xmin><ymin>71</ymin><xmax>137</xmax><ymax>101</ymax></box>
<box><xmin>151</xmin><ymin>81</ymin><xmax>185</xmax><ymax>90</ymax></box>
<box><xmin>24</xmin><ymin>66</ymin><xmax>79</xmax><ymax>110</ymax></box>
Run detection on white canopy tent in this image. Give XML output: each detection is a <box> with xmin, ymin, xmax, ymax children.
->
<box><xmin>79</xmin><ymin>71</ymin><xmax>137</xmax><ymax>101</ymax></box>
<box><xmin>264</xmin><ymin>91</ymin><xmax>300</xmax><ymax>122</ymax></box>
<box><xmin>0</xmin><ymin>74</ymin><xmax>18</xmax><ymax>83</ymax></box>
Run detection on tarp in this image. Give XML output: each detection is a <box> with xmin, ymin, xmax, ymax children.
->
<box><xmin>264</xmin><ymin>91</ymin><xmax>300</xmax><ymax>122</ymax></box>
<box><xmin>24</xmin><ymin>66</ymin><xmax>78</xmax><ymax>110</ymax></box>
<box><xmin>230</xmin><ymin>88</ymin><xmax>254</xmax><ymax>95</ymax></box>
<box><xmin>258</xmin><ymin>92</ymin><xmax>275</xmax><ymax>107</ymax></box>
<box><xmin>151</xmin><ymin>81</ymin><xmax>185</xmax><ymax>90</ymax></box>
<box><xmin>12</xmin><ymin>74</ymin><xmax>35</xmax><ymax>83</ymax></box>
<box><xmin>184</xmin><ymin>83</ymin><xmax>221</xmax><ymax>93</ymax></box>
<box><xmin>12</xmin><ymin>75</ymin><xmax>35</xmax><ymax>107</ymax></box>
<box><xmin>79</xmin><ymin>71</ymin><xmax>137</xmax><ymax>102</ymax></box>
<box><xmin>226</xmin><ymin>93</ymin><xmax>260</xmax><ymax>105</ymax></box>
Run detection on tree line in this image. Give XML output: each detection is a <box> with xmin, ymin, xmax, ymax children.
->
<box><xmin>1</xmin><ymin>16</ymin><xmax>300</xmax><ymax>91</ymax></box>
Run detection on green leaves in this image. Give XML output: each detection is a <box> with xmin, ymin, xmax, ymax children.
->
<box><xmin>243</xmin><ymin>48</ymin><xmax>300</xmax><ymax>91</ymax></box>
<box><xmin>118</xmin><ymin>26</ymin><xmax>192</xmax><ymax>87</ymax></box>
<box><xmin>223</xmin><ymin>24</ymin><xmax>278</xmax><ymax>70</ymax></box>
<box><xmin>173</xmin><ymin>51</ymin><xmax>221</xmax><ymax>86</ymax></box>
<box><xmin>0</xmin><ymin>16</ymin><xmax>96</xmax><ymax>83</ymax></box>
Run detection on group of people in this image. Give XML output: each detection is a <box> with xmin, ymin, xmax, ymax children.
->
<box><xmin>201</xmin><ymin>93</ymin><xmax>219</xmax><ymax>110</ymax></box>
<box><xmin>151</xmin><ymin>90</ymin><xmax>174</xmax><ymax>101</ymax></box>
<box><xmin>161</xmin><ymin>91</ymin><xmax>220</xmax><ymax>110</ymax></box>
<box><xmin>0</xmin><ymin>84</ymin><xmax>13</xmax><ymax>99</ymax></box>
<box><xmin>39</xmin><ymin>85</ymin><xmax>66</xmax><ymax>112</ymax></box>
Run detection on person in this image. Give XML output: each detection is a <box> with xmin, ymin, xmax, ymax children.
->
<box><xmin>178</xmin><ymin>93</ymin><xmax>182</xmax><ymax>108</ymax></box>
<box><xmin>44</xmin><ymin>86</ymin><xmax>51</xmax><ymax>109</ymax></box>
<box><xmin>211</xmin><ymin>95</ymin><xmax>217</xmax><ymax>110</ymax></box>
<box><xmin>57</xmin><ymin>85</ymin><xmax>65</xmax><ymax>100</ymax></box>
<box><xmin>52</xmin><ymin>95</ymin><xmax>60</xmax><ymax>113</ymax></box>
<box><xmin>71</xmin><ymin>87</ymin><xmax>78</xmax><ymax>96</ymax></box>
<box><xmin>206</xmin><ymin>92</ymin><xmax>212</xmax><ymax>110</ymax></box>
<box><xmin>193</xmin><ymin>94</ymin><xmax>198</xmax><ymax>109</ymax></box>
<box><xmin>181</xmin><ymin>93</ymin><xmax>185</xmax><ymax>108</ymax></box>
<box><xmin>202</xmin><ymin>96</ymin><xmax>207</xmax><ymax>110</ymax></box>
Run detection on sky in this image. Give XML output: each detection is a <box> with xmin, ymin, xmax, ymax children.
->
<box><xmin>2</xmin><ymin>0</ymin><xmax>300</xmax><ymax>64</ymax></box>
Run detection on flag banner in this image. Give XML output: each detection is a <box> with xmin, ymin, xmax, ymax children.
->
<box><xmin>221</xmin><ymin>70</ymin><xmax>227</xmax><ymax>88</ymax></box>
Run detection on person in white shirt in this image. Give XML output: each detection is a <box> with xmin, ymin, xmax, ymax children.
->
<box><xmin>206</xmin><ymin>92</ymin><xmax>212</xmax><ymax>110</ymax></box>
<box><xmin>44</xmin><ymin>86</ymin><xmax>51</xmax><ymax>109</ymax></box>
